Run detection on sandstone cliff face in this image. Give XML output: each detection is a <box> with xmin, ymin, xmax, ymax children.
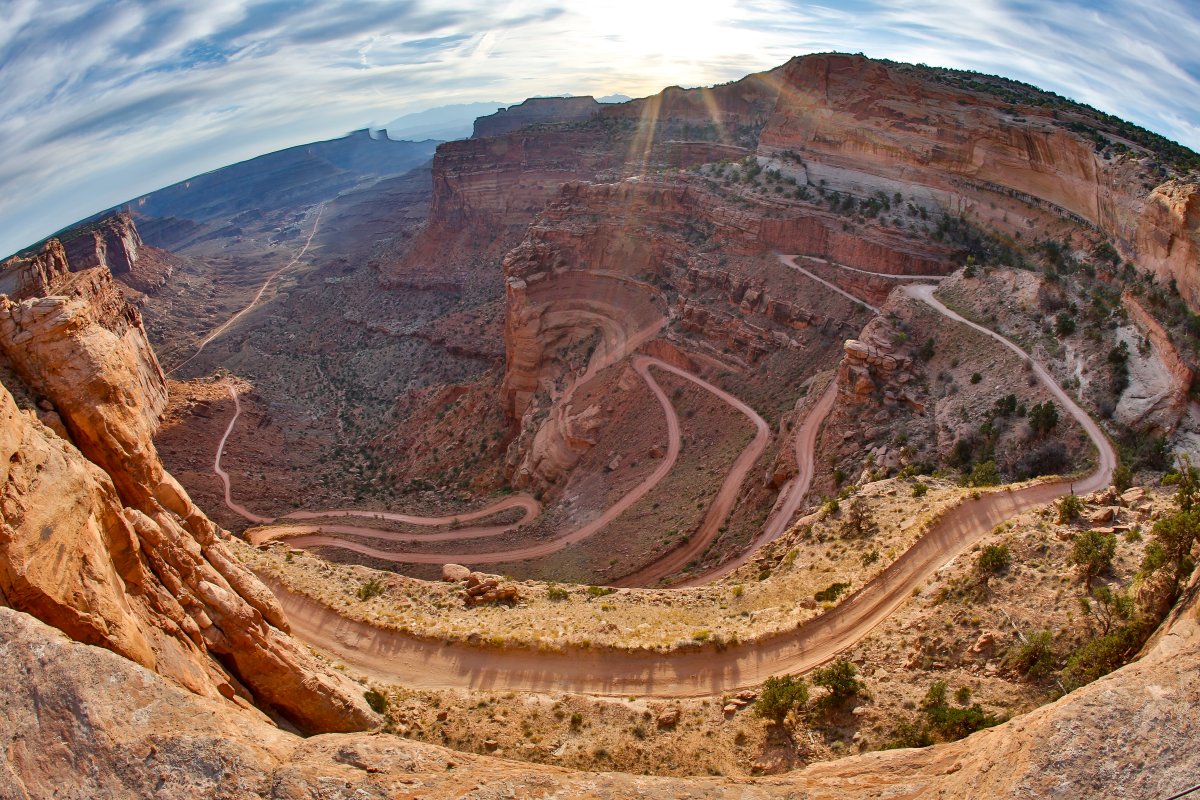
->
<box><xmin>760</xmin><ymin>55</ymin><xmax>1113</xmax><ymax>228</ymax></box>
<box><xmin>411</xmin><ymin>70</ymin><xmax>782</xmax><ymax>270</ymax></box>
<box><xmin>1116</xmin><ymin>291</ymin><xmax>1195</xmax><ymax>432</ymax></box>
<box><xmin>61</xmin><ymin>211</ymin><xmax>142</xmax><ymax>274</ymax></box>
<box><xmin>760</xmin><ymin>53</ymin><xmax>1200</xmax><ymax>308</ymax></box>
<box><xmin>0</xmin><ymin>255</ymin><xmax>375</xmax><ymax>733</ymax></box>
<box><xmin>1136</xmin><ymin>180</ymin><xmax>1200</xmax><ymax>308</ymax></box>
<box><xmin>3</xmin><ymin>569</ymin><xmax>1196</xmax><ymax>798</ymax></box>
<box><xmin>0</xmin><ymin>238</ymin><xmax>73</xmax><ymax>299</ymax></box>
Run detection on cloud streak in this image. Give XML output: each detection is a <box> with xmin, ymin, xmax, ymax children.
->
<box><xmin>1</xmin><ymin>0</ymin><xmax>1197</xmax><ymax>256</ymax></box>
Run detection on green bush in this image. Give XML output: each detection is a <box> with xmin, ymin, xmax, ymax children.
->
<box><xmin>975</xmin><ymin>544</ymin><xmax>1011</xmax><ymax>584</ymax></box>
<box><xmin>1057</xmin><ymin>493</ymin><xmax>1084</xmax><ymax>523</ymax></box>
<box><xmin>815</xmin><ymin>582</ymin><xmax>851</xmax><ymax>603</ymax></box>
<box><xmin>1029</xmin><ymin>402</ymin><xmax>1059</xmax><ymax>437</ymax></box>
<box><xmin>912</xmin><ymin>482</ymin><xmax>928</xmax><ymax>498</ymax></box>
<box><xmin>1002</xmin><ymin>631</ymin><xmax>1056</xmax><ymax>681</ymax></box>
<box><xmin>1071</xmin><ymin>530</ymin><xmax>1116</xmax><ymax>584</ymax></box>
<box><xmin>840</xmin><ymin>496</ymin><xmax>879</xmax><ymax>539</ymax></box>
<box><xmin>921</xmin><ymin>680</ymin><xmax>1002</xmax><ymax>739</ymax></box>
<box><xmin>812</xmin><ymin>660</ymin><xmax>864</xmax><ymax>706</ymax></box>
<box><xmin>363</xmin><ymin>689</ymin><xmax>389</xmax><ymax>714</ymax></box>
<box><xmin>1111</xmin><ymin>464</ymin><xmax>1133</xmax><ymax>492</ymax></box>
<box><xmin>882</xmin><ymin>719</ymin><xmax>935</xmax><ymax>749</ymax></box>
<box><xmin>357</xmin><ymin>578</ymin><xmax>387</xmax><ymax>601</ymax></box>
<box><xmin>1061</xmin><ymin>623</ymin><xmax>1149</xmax><ymax>691</ymax></box>
<box><xmin>1054</xmin><ymin>313</ymin><xmax>1076</xmax><ymax>337</ymax></box>
<box><xmin>968</xmin><ymin>460</ymin><xmax>1001</xmax><ymax>487</ymax></box>
<box><xmin>755</xmin><ymin>675</ymin><xmax>809</xmax><ymax>723</ymax></box>
<box><xmin>546</xmin><ymin>583</ymin><xmax>570</xmax><ymax>601</ymax></box>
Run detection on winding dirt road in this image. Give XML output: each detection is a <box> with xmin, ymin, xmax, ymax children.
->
<box><xmin>216</xmin><ymin>384</ymin><xmax>542</xmax><ymax>540</ymax></box>
<box><xmin>778</xmin><ymin>253</ymin><xmax>881</xmax><ymax>313</ymax></box>
<box><xmin>169</xmin><ymin>204</ymin><xmax>325</xmax><ymax>376</ymax></box>
<box><xmin>255</xmin><ymin>280</ymin><xmax>1116</xmax><ymax>697</ymax></box>
<box><xmin>676</xmin><ymin>376</ymin><xmax>838</xmax><ymax>587</ymax></box>
<box><xmin>240</xmin><ymin>356</ymin><xmax>769</xmax><ymax>568</ymax></box>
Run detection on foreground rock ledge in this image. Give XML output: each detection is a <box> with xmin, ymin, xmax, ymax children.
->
<box><xmin>2</xmin><ymin>572</ymin><xmax>1196</xmax><ymax>798</ymax></box>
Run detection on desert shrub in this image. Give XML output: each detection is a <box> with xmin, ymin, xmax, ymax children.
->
<box><xmin>1061</xmin><ymin>622</ymin><xmax>1151</xmax><ymax>691</ymax></box>
<box><xmin>948</xmin><ymin>435</ymin><xmax>981</xmax><ymax>469</ymax></box>
<box><xmin>1054</xmin><ymin>313</ymin><xmax>1076</xmax><ymax>337</ymax></box>
<box><xmin>975</xmin><ymin>544</ymin><xmax>1011</xmax><ymax>585</ymax></box>
<box><xmin>967</xmin><ymin>460</ymin><xmax>1000</xmax><ymax>487</ymax></box>
<box><xmin>883</xmin><ymin>719</ymin><xmax>935</xmax><ymax>749</ymax></box>
<box><xmin>815</xmin><ymin>582</ymin><xmax>851</xmax><ymax>603</ymax></box>
<box><xmin>1112</xmin><ymin>464</ymin><xmax>1133</xmax><ymax>492</ymax></box>
<box><xmin>546</xmin><ymin>583</ymin><xmax>570</xmax><ymax>601</ymax></box>
<box><xmin>1108</xmin><ymin>342</ymin><xmax>1130</xmax><ymax>395</ymax></box>
<box><xmin>970</xmin><ymin>372</ymin><xmax>983</xmax><ymax>384</ymax></box>
<box><xmin>1071</xmin><ymin>530</ymin><xmax>1116</xmax><ymax>584</ymax></box>
<box><xmin>586</xmin><ymin>585</ymin><xmax>616</xmax><ymax>599</ymax></box>
<box><xmin>1057</xmin><ymin>493</ymin><xmax>1084</xmax><ymax>523</ymax></box>
<box><xmin>912</xmin><ymin>482</ymin><xmax>929</xmax><ymax>498</ymax></box>
<box><xmin>918</xmin><ymin>338</ymin><xmax>936</xmax><ymax>361</ymax></box>
<box><xmin>998</xmin><ymin>633</ymin><xmax>1056</xmax><ymax>681</ymax></box>
<box><xmin>1003</xmin><ymin>631</ymin><xmax>1056</xmax><ymax>680</ymax></box>
<box><xmin>811</xmin><ymin>660</ymin><xmax>864</xmax><ymax>707</ymax></box>
<box><xmin>993</xmin><ymin>393</ymin><xmax>1018</xmax><ymax>416</ymax></box>
<box><xmin>840</xmin><ymin>496</ymin><xmax>879</xmax><ymax>539</ymax></box>
<box><xmin>1029</xmin><ymin>401</ymin><xmax>1059</xmax><ymax>437</ymax></box>
<box><xmin>363</xmin><ymin>689</ymin><xmax>389</xmax><ymax>714</ymax></box>
<box><xmin>357</xmin><ymin>578</ymin><xmax>387</xmax><ymax>601</ymax></box>
<box><xmin>755</xmin><ymin>675</ymin><xmax>809</xmax><ymax>723</ymax></box>
<box><xmin>921</xmin><ymin>680</ymin><xmax>1002</xmax><ymax>739</ymax></box>
<box><xmin>1116</xmin><ymin>431</ymin><xmax>1171</xmax><ymax>473</ymax></box>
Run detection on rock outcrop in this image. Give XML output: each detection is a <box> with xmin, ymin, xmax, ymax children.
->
<box><xmin>1117</xmin><ymin>290</ymin><xmax>1194</xmax><ymax>432</ymax></box>
<box><xmin>1136</xmin><ymin>180</ymin><xmax>1200</xmax><ymax>308</ymax></box>
<box><xmin>0</xmin><ymin>248</ymin><xmax>376</xmax><ymax>733</ymax></box>
<box><xmin>60</xmin><ymin>211</ymin><xmax>142</xmax><ymax>275</ymax></box>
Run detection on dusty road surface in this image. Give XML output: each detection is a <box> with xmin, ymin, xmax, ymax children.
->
<box><xmin>169</xmin><ymin>204</ymin><xmax>325</xmax><ymax>375</ymax></box>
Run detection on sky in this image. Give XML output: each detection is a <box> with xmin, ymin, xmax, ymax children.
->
<box><xmin>2</xmin><ymin>0</ymin><xmax>1199</xmax><ymax>258</ymax></box>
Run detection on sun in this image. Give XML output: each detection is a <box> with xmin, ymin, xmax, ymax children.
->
<box><xmin>581</xmin><ymin>0</ymin><xmax>753</xmax><ymax>86</ymax></box>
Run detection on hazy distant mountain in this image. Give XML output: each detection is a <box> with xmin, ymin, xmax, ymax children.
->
<box><xmin>597</xmin><ymin>94</ymin><xmax>632</xmax><ymax>103</ymax></box>
<box><xmin>122</xmin><ymin>129</ymin><xmax>437</xmax><ymax>249</ymax></box>
<box><xmin>385</xmin><ymin>102</ymin><xmax>513</xmax><ymax>142</ymax></box>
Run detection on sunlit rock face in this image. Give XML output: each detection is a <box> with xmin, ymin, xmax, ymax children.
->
<box><xmin>0</xmin><ymin>220</ymin><xmax>376</xmax><ymax>734</ymax></box>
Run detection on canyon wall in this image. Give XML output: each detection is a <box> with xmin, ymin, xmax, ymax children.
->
<box><xmin>0</xmin><ymin>225</ymin><xmax>376</xmax><ymax>734</ymax></box>
<box><xmin>1136</xmin><ymin>180</ymin><xmax>1200</xmax><ymax>308</ymax></box>
<box><xmin>61</xmin><ymin>211</ymin><xmax>142</xmax><ymax>274</ymax></box>
<box><xmin>759</xmin><ymin>53</ymin><xmax>1200</xmax><ymax>307</ymax></box>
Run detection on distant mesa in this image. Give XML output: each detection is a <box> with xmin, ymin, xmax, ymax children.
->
<box><xmin>384</xmin><ymin>100</ymin><xmax>515</xmax><ymax>142</ymax></box>
<box><xmin>472</xmin><ymin>96</ymin><xmax>605</xmax><ymax>139</ymax></box>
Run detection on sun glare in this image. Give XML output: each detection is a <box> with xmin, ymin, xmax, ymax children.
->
<box><xmin>582</xmin><ymin>0</ymin><xmax>750</xmax><ymax>86</ymax></box>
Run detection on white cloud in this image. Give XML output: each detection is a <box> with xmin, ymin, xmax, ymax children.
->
<box><xmin>0</xmin><ymin>0</ymin><xmax>1197</xmax><ymax>256</ymax></box>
